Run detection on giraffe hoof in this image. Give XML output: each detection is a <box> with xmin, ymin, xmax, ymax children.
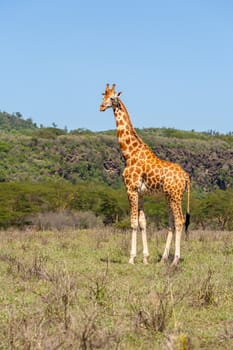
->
<box><xmin>171</xmin><ymin>256</ymin><xmax>180</xmax><ymax>266</ymax></box>
<box><xmin>129</xmin><ymin>257</ymin><xmax>135</xmax><ymax>265</ymax></box>
<box><xmin>160</xmin><ymin>256</ymin><xmax>169</xmax><ymax>264</ymax></box>
<box><xmin>143</xmin><ymin>257</ymin><xmax>149</xmax><ymax>265</ymax></box>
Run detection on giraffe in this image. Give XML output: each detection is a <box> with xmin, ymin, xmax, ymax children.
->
<box><xmin>100</xmin><ymin>84</ymin><xmax>190</xmax><ymax>265</ymax></box>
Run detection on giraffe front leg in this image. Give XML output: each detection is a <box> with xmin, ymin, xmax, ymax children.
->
<box><xmin>138</xmin><ymin>198</ymin><xmax>149</xmax><ymax>264</ymax></box>
<box><xmin>162</xmin><ymin>204</ymin><xmax>174</xmax><ymax>262</ymax></box>
<box><xmin>129</xmin><ymin>226</ymin><xmax>137</xmax><ymax>264</ymax></box>
<box><xmin>128</xmin><ymin>191</ymin><xmax>139</xmax><ymax>265</ymax></box>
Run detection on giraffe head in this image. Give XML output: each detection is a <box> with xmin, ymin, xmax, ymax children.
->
<box><xmin>100</xmin><ymin>83</ymin><xmax>122</xmax><ymax>111</ymax></box>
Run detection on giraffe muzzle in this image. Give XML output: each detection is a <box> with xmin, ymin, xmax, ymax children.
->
<box><xmin>99</xmin><ymin>104</ymin><xmax>106</xmax><ymax>111</ymax></box>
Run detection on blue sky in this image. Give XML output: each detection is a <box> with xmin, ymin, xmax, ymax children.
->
<box><xmin>0</xmin><ymin>1</ymin><xmax>232</xmax><ymax>133</ymax></box>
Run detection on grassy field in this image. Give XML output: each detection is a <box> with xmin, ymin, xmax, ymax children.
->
<box><xmin>0</xmin><ymin>227</ymin><xmax>232</xmax><ymax>349</ymax></box>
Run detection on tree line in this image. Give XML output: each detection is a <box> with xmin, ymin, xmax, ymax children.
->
<box><xmin>0</xmin><ymin>181</ymin><xmax>232</xmax><ymax>230</ymax></box>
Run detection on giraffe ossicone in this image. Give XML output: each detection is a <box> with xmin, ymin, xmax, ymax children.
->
<box><xmin>100</xmin><ymin>83</ymin><xmax>190</xmax><ymax>265</ymax></box>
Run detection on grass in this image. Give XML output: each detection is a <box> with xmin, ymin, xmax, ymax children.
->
<box><xmin>0</xmin><ymin>227</ymin><xmax>232</xmax><ymax>349</ymax></box>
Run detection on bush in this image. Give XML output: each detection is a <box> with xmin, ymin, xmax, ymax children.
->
<box><xmin>31</xmin><ymin>210</ymin><xmax>102</xmax><ymax>231</ymax></box>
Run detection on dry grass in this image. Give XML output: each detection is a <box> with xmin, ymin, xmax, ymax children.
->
<box><xmin>0</xmin><ymin>227</ymin><xmax>232</xmax><ymax>349</ymax></box>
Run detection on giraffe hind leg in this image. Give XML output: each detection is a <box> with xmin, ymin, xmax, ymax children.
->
<box><xmin>172</xmin><ymin>221</ymin><xmax>183</xmax><ymax>266</ymax></box>
<box><xmin>162</xmin><ymin>205</ymin><xmax>174</xmax><ymax>262</ymax></box>
<box><xmin>171</xmin><ymin>201</ymin><xmax>184</xmax><ymax>266</ymax></box>
<box><xmin>162</xmin><ymin>229</ymin><xmax>173</xmax><ymax>261</ymax></box>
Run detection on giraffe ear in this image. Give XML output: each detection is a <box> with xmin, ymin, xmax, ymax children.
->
<box><xmin>117</xmin><ymin>91</ymin><xmax>122</xmax><ymax>97</ymax></box>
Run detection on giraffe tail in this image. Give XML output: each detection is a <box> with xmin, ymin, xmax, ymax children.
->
<box><xmin>185</xmin><ymin>176</ymin><xmax>191</xmax><ymax>234</ymax></box>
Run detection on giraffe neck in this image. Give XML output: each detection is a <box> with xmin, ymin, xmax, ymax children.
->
<box><xmin>113</xmin><ymin>100</ymin><xmax>146</xmax><ymax>160</ymax></box>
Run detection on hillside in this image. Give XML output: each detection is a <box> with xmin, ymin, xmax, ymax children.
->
<box><xmin>0</xmin><ymin>111</ymin><xmax>37</xmax><ymax>131</ymax></box>
<box><xmin>0</xmin><ymin>112</ymin><xmax>232</xmax><ymax>190</ymax></box>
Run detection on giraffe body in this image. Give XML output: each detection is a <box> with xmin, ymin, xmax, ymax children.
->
<box><xmin>100</xmin><ymin>84</ymin><xmax>190</xmax><ymax>265</ymax></box>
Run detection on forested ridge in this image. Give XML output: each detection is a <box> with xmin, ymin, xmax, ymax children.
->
<box><xmin>0</xmin><ymin>111</ymin><xmax>232</xmax><ymax>229</ymax></box>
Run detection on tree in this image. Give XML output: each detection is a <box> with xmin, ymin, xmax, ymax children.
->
<box><xmin>204</xmin><ymin>189</ymin><xmax>233</xmax><ymax>230</ymax></box>
<box><xmin>98</xmin><ymin>192</ymin><xmax>123</xmax><ymax>224</ymax></box>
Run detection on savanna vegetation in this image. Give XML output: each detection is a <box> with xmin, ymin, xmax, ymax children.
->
<box><xmin>0</xmin><ymin>182</ymin><xmax>233</xmax><ymax>231</ymax></box>
<box><xmin>0</xmin><ymin>227</ymin><xmax>232</xmax><ymax>349</ymax></box>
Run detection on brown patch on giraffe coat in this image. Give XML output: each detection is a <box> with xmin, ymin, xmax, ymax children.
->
<box><xmin>119</xmin><ymin>142</ymin><xmax>127</xmax><ymax>151</ymax></box>
<box><xmin>117</xmin><ymin>119</ymin><xmax>124</xmax><ymax>127</ymax></box>
<box><xmin>117</xmin><ymin>129</ymin><xmax>124</xmax><ymax>138</ymax></box>
<box><xmin>132</xmin><ymin>141</ymin><xmax>139</xmax><ymax>148</ymax></box>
